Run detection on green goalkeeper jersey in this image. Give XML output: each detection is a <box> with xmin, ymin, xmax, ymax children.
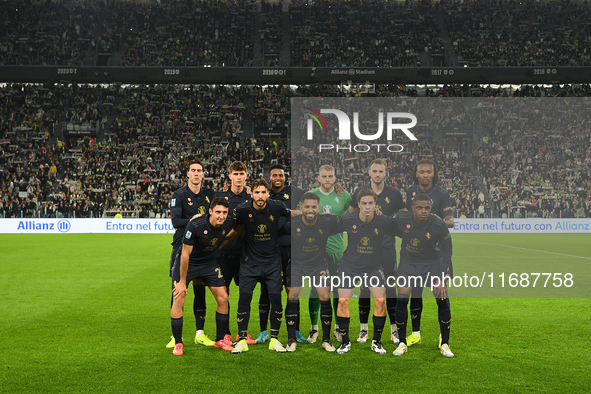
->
<box><xmin>308</xmin><ymin>187</ymin><xmax>351</xmax><ymax>254</ymax></box>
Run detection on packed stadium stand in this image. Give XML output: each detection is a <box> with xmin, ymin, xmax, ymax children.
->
<box><xmin>1</xmin><ymin>0</ymin><xmax>590</xmax><ymax>220</ymax></box>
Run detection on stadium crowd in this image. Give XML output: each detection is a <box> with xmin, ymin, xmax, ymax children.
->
<box><xmin>443</xmin><ymin>0</ymin><xmax>591</xmax><ymax>67</ymax></box>
<box><xmin>0</xmin><ymin>0</ymin><xmax>97</xmax><ymax>66</ymax></box>
<box><xmin>2</xmin><ymin>82</ymin><xmax>591</xmax><ymax>219</ymax></box>
<box><xmin>103</xmin><ymin>0</ymin><xmax>254</xmax><ymax>67</ymax></box>
<box><xmin>290</xmin><ymin>0</ymin><xmax>439</xmax><ymax>67</ymax></box>
<box><xmin>5</xmin><ymin>0</ymin><xmax>591</xmax><ymax>68</ymax></box>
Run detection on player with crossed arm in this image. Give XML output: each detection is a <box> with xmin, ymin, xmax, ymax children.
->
<box><xmin>336</xmin><ymin>188</ymin><xmax>399</xmax><ymax>355</ymax></box>
<box><xmin>221</xmin><ymin>179</ymin><xmax>301</xmax><ymax>353</ymax></box>
<box><xmin>347</xmin><ymin>159</ymin><xmax>405</xmax><ymax>344</ymax></box>
<box><xmin>303</xmin><ymin>164</ymin><xmax>351</xmax><ymax>344</ymax></box>
<box><xmin>392</xmin><ymin>193</ymin><xmax>454</xmax><ymax>358</ymax></box>
<box><xmin>166</xmin><ymin>159</ymin><xmax>216</xmax><ymax>349</ymax></box>
<box><xmin>170</xmin><ymin>197</ymin><xmax>234</xmax><ymax>355</ymax></box>
<box><xmin>288</xmin><ymin>192</ymin><xmax>341</xmax><ymax>352</ymax></box>
<box><xmin>404</xmin><ymin>159</ymin><xmax>454</xmax><ymax>347</ymax></box>
<box><xmin>255</xmin><ymin>164</ymin><xmax>306</xmax><ymax>345</ymax></box>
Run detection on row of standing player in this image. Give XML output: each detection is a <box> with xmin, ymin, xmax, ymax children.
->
<box><xmin>165</xmin><ymin>158</ymin><xmax>455</xmax><ymax>356</ymax></box>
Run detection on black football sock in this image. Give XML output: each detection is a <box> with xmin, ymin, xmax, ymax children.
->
<box><xmin>237</xmin><ymin>291</ymin><xmax>252</xmax><ymax>338</ymax></box>
<box><xmin>336</xmin><ymin>316</ymin><xmax>350</xmax><ymax>344</ymax></box>
<box><xmin>259</xmin><ymin>283</ymin><xmax>270</xmax><ymax>332</ymax></box>
<box><xmin>215</xmin><ymin>312</ymin><xmax>229</xmax><ymax>342</ymax></box>
<box><xmin>372</xmin><ymin>314</ymin><xmax>387</xmax><ymax>342</ymax></box>
<box><xmin>332</xmin><ymin>295</ymin><xmax>339</xmax><ymax>321</ymax></box>
<box><xmin>386</xmin><ymin>288</ymin><xmax>397</xmax><ymax>325</ymax></box>
<box><xmin>226</xmin><ymin>301</ymin><xmax>232</xmax><ymax>336</ymax></box>
<box><xmin>285</xmin><ymin>300</ymin><xmax>299</xmax><ymax>340</ymax></box>
<box><xmin>296</xmin><ymin>306</ymin><xmax>301</xmax><ymax>332</ymax></box>
<box><xmin>395</xmin><ymin>294</ymin><xmax>410</xmax><ymax>345</ymax></box>
<box><xmin>410</xmin><ymin>287</ymin><xmax>424</xmax><ymax>332</ymax></box>
<box><xmin>437</xmin><ymin>297</ymin><xmax>451</xmax><ymax>345</ymax></box>
<box><xmin>171</xmin><ymin>316</ymin><xmax>183</xmax><ymax>344</ymax></box>
<box><xmin>269</xmin><ymin>292</ymin><xmax>283</xmax><ymax>334</ymax></box>
<box><xmin>309</xmin><ymin>287</ymin><xmax>320</xmax><ymax>327</ymax></box>
<box><xmin>320</xmin><ymin>300</ymin><xmax>332</xmax><ymax>341</ymax></box>
<box><xmin>359</xmin><ymin>296</ymin><xmax>371</xmax><ymax>325</ymax></box>
<box><xmin>193</xmin><ymin>284</ymin><xmax>206</xmax><ymax>331</ymax></box>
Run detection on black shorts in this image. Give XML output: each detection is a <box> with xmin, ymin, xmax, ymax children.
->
<box><xmin>169</xmin><ymin>244</ymin><xmax>182</xmax><ymax>278</ymax></box>
<box><xmin>396</xmin><ymin>262</ymin><xmax>448</xmax><ymax>290</ymax></box>
<box><xmin>172</xmin><ymin>261</ymin><xmax>225</xmax><ymax>288</ymax></box>
<box><xmin>291</xmin><ymin>263</ymin><xmax>330</xmax><ymax>288</ymax></box>
<box><xmin>219</xmin><ymin>252</ymin><xmax>240</xmax><ymax>287</ymax></box>
<box><xmin>239</xmin><ymin>259</ymin><xmax>283</xmax><ymax>295</ymax></box>
<box><xmin>280</xmin><ymin>246</ymin><xmax>291</xmax><ymax>287</ymax></box>
<box><xmin>337</xmin><ymin>266</ymin><xmax>386</xmax><ymax>290</ymax></box>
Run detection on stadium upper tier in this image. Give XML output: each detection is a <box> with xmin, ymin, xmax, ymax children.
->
<box><xmin>2</xmin><ymin>0</ymin><xmax>591</xmax><ymax>68</ymax></box>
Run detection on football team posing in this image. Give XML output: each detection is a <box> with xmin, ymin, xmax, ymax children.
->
<box><xmin>167</xmin><ymin>158</ymin><xmax>455</xmax><ymax>358</ymax></box>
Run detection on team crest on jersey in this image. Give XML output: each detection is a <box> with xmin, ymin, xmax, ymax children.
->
<box><xmin>335</xmin><ymin>196</ymin><xmax>339</xmax><ymax>204</ymax></box>
<box><xmin>374</xmin><ymin>228</ymin><xmax>379</xmax><ymax>235</ymax></box>
<box><xmin>385</xmin><ymin>197</ymin><xmax>390</xmax><ymax>204</ymax></box>
<box><xmin>269</xmin><ymin>215</ymin><xmax>274</xmax><ymax>222</ymax></box>
<box><xmin>222</xmin><ymin>230</ymin><xmax>226</xmax><ymax>235</ymax></box>
<box><xmin>426</xmin><ymin>232</ymin><xmax>431</xmax><ymax>239</ymax></box>
<box><xmin>185</xmin><ymin>231</ymin><xmax>192</xmax><ymax>239</ymax></box>
<box><xmin>323</xmin><ymin>205</ymin><xmax>332</xmax><ymax>213</ymax></box>
<box><xmin>406</xmin><ymin>224</ymin><xmax>411</xmax><ymax>229</ymax></box>
<box><xmin>284</xmin><ymin>194</ymin><xmax>289</xmax><ymax>199</ymax></box>
<box><xmin>318</xmin><ymin>229</ymin><xmax>323</xmax><ymax>234</ymax></box>
<box><xmin>258</xmin><ymin>224</ymin><xmax>267</xmax><ymax>233</ymax></box>
<box><xmin>171</xmin><ymin>199</ymin><xmax>176</xmax><ymax>207</ymax></box>
<box><xmin>206</xmin><ymin>196</ymin><xmax>210</xmax><ymax>203</ymax></box>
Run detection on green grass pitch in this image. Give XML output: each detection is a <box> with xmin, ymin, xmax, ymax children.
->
<box><xmin>1</xmin><ymin>233</ymin><xmax>590</xmax><ymax>393</ymax></box>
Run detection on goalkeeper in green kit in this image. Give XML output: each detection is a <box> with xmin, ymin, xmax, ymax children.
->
<box><xmin>304</xmin><ymin>165</ymin><xmax>351</xmax><ymax>343</ymax></box>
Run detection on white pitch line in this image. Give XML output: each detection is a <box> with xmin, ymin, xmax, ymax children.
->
<box><xmin>456</xmin><ymin>239</ymin><xmax>591</xmax><ymax>260</ymax></box>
